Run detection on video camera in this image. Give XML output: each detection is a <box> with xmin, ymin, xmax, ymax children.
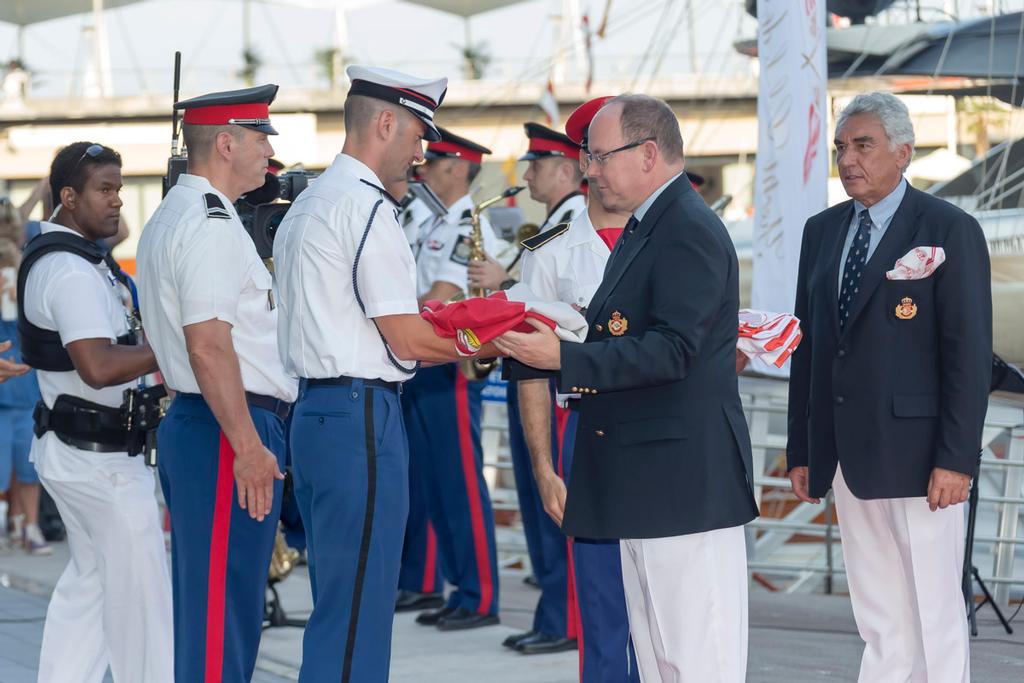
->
<box><xmin>235</xmin><ymin>169</ymin><xmax>317</xmax><ymax>259</ymax></box>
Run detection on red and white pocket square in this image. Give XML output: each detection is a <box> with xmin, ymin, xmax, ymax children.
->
<box><xmin>886</xmin><ymin>246</ymin><xmax>945</xmax><ymax>280</ymax></box>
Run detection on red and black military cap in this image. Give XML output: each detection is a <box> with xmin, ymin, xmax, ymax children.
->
<box><xmin>426</xmin><ymin>126</ymin><xmax>492</xmax><ymax>164</ymax></box>
<box><xmin>176</xmin><ymin>83</ymin><xmax>279</xmax><ymax>135</ymax></box>
<box><xmin>519</xmin><ymin>122</ymin><xmax>581</xmax><ymax>161</ymax></box>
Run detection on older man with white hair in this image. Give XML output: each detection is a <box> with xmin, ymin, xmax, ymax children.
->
<box><xmin>787</xmin><ymin>91</ymin><xmax>991</xmax><ymax>683</ymax></box>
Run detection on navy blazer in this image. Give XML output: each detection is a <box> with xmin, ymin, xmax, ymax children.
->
<box><xmin>557</xmin><ymin>174</ymin><xmax>758</xmax><ymax>539</ymax></box>
<box><xmin>786</xmin><ymin>185</ymin><xmax>992</xmax><ymax>499</ymax></box>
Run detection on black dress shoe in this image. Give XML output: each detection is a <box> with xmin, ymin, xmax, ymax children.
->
<box><xmin>522</xmin><ymin>575</ymin><xmax>540</xmax><ymax>588</ymax></box>
<box><xmin>502</xmin><ymin>630</ymin><xmax>537</xmax><ymax>649</ymax></box>
<box><xmin>436</xmin><ymin>607</ymin><xmax>500</xmax><ymax>631</ymax></box>
<box><xmin>395</xmin><ymin>590</ymin><xmax>445</xmax><ymax>613</ymax></box>
<box><xmin>415</xmin><ymin>605</ymin><xmax>456</xmax><ymax>626</ymax></box>
<box><xmin>516</xmin><ymin>632</ymin><xmax>579</xmax><ymax>655</ymax></box>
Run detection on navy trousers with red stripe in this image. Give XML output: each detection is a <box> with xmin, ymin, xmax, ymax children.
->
<box><xmin>562</xmin><ymin>408</ymin><xmax>640</xmax><ymax>683</ymax></box>
<box><xmin>402</xmin><ymin>364</ymin><xmax>499</xmax><ymax>616</ymax></box>
<box><xmin>398</xmin><ymin>457</ymin><xmax>443</xmax><ymax>595</ymax></box>
<box><xmin>290</xmin><ymin>379</ymin><xmax>408</xmax><ymax>683</ymax></box>
<box><xmin>507</xmin><ymin>384</ymin><xmax>576</xmax><ymax>639</ymax></box>
<box><xmin>157</xmin><ymin>393</ymin><xmax>286</xmax><ymax>683</ymax></box>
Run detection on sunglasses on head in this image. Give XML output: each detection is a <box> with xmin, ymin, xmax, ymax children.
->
<box><xmin>72</xmin><ymin>144</ymin><xmax>105</xmax><ymax>172</ymax></box>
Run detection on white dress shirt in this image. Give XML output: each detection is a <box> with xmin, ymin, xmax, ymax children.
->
<box><xmin>273</xmin><ymin>153</ymin><xmax>420</xmax><ymax>382</ymax></box>
<box><xmin>520</xmin><ymin>208</ymin><xmax>612</xmax><ymax>403</ymax></box>
<box><xmin>519</xmin><ymin>209</ymin><xmax>608</xmax><ymax>310</ymax></box>
<box><xmin>136</xmin><ymin>173</ymin><xmax>297</xmax><ymax>402</ymax></box>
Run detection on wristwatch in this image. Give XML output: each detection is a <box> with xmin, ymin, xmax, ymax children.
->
<box><xmin>499</xmin><ymin>278</ymin><xmax>518</xmax><ymax>291</ymax></box>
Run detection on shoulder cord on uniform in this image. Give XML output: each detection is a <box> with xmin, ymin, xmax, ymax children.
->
<box><xmin>352</xmin><ymin>198</ymin><xmax>420</xmax><ymax>376</ymax></box>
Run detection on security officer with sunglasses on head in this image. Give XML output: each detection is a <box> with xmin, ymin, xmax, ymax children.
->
<box><xmin>20</xmin><ymin>141</ymin><xmax>172</xmax><ymax>683</ymax></box>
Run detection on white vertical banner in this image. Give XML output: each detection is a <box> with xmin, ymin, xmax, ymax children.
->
<box><xmin>752</xmin><ymin>0</ymin><xmax>827</xmax><ymax>374</ymax></box>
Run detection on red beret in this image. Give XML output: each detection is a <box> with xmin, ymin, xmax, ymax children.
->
<box><xmin>565</xmin><ymin>96</ymin><xmax>615</xmax><ymax>146</ymax></box>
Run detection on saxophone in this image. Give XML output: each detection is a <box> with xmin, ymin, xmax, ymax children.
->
<box><xmin>458</xmin><ymin>185</ymin><xmax>525</xmax><ymax>380</ymax></box>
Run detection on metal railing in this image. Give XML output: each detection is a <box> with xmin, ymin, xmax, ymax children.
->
<box><xmin>739</xmin><ymin>375</ymin><xmax>1024</xmax><ymax>606</ymax></box>
<box><xmin>481</xmin><ymin>375</ymin><xmax>1024</xmax><ymax>607</ymax></box>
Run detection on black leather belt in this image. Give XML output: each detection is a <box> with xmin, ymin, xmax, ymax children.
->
<box><xmin>305</xmin><ymin>376</ymin><xmax>399</xmax><ymax>393</ymax></box>
<box><xmin>244</xmin><ymin>391</ymin><xmax>292</xmax><ymax>420</ymax></box>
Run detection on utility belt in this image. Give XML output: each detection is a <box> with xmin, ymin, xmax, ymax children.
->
<box><xmin>33</xmin><ymin>385</ymin><xmax>168</xmax><ymax>462</ymax></box>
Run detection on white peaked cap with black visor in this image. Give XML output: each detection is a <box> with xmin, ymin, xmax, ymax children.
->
<box><xmin>345</xmin><ymin>65</ymin><xmax>448</xmax><ymax>142</ymax></box>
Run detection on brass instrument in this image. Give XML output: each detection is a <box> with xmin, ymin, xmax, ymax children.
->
<box><xmin>459</xmin><ymin>185</ymin><xmax>526</xmax><ymax>380</ymax></box>
<box><xmin>268</xmin><ymin>524</ymin><xmax>301</xmax><ymax>583</ymax></box>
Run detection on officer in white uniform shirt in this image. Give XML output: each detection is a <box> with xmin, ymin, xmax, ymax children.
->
<box><xmin>399</xmin><ymin>127</ymin><xmax>504</xmax><ymax>630</ymax></box>
<box><xmin>273</xmin><ymin>65</ymin><xmax>493</xmax><ymax>682</ymax></box>
<box><xmin>466</xmin><ymin>123</ymin><xmax>587</xmax><ymax>294</ymax></box>
<box><xmin>20</xmin><ymin>142</ymin><xmax>171</xmax><ymax>683</ymax></box>
<box><xmin>135</xmin><ymin>84</ymin><xmax>297</xmax><ymax>683</ymax></box>
<box><xmin>482</xmin><ymin>119</ymin><xmax>591</xmax><ymax>657</ymax></box>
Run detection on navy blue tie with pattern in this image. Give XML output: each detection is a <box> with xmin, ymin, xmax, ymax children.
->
<box><xmin>839</xmin><ymin>209</ymin><xmax>872</xmax><ymax>330</ymax></box>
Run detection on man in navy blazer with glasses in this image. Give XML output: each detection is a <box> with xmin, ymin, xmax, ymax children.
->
<box><xmin>496</xmin><ymin>93</ymin><xmax>757</xmax><ymax>683</ymax></box>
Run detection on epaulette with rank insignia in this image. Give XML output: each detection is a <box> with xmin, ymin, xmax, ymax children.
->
<box><xmin>204</xmin><ymin>193</ymin><xmax>231</xmax><ymax>220</ymax></box>
<box><xmin>521</xmin><ymin>222</ymin><xmax>570</xmax><ymax>251</ymax></box>
<box><xmin>557</xmin><ymin>208</ymin><xmax>575</xmax><ymax>224</ymax></box>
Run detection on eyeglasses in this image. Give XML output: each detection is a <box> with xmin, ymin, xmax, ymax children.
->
<box><xmin>72</xmin><ymin>144</ymin><xmax>105</xmax><ymax>173</ymax></box>
<box><xmin>585</xmin><ymin>137</ymin><xmax>654</xmax><ymax>167</ymax></box>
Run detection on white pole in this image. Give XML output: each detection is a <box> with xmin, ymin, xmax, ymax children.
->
<box><xmin>551</xmin><ymin>0</ymin><xmax>569</xmax><ymax>85</ymax></box>
<box><xmin>92</xmin><ymin>0</ymin><xmax>114</xmax><ymax>97</ymax></box>
<box><xmin>334</xmin><ymin>7</ymin><xmax>350</xmax><ymax>88</ymax></box>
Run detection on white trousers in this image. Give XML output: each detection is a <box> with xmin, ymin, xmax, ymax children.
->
<box><xmin>620</xmin><ymin>525</ymin><xmax>748</xmax><ymax>683</ymax></box>
<box><xmin>833</xmin><ymin>465</ymin><xmax>970</xmax><ymax>683</ymax></box>
<box><xmin>38</xmin><ymin>465</ymin><xmax>173</xmax><ymax>683</ymax></box>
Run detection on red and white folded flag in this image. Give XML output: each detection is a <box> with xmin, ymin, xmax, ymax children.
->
<box><xmin>737</xmin><ymin>309</ymin><xmax>803</xmax><ymax>368</ymax></box>
<box><xmin>886</xmin><ymin>246</ymin><xmax>945</xmax><ymax>280</ymax></box>
<box><xmin>420</xmin><ymin>283</ymin><xmax>588</xmax><ymax>357</ymax></box>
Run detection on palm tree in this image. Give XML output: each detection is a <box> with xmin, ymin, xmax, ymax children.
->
<box><xmin>238</xmin><ymin>49</ymin><xmax>261</xmax><ymax>87</ymax></box>
<box><xmin>457</xmin><ymin>41</ymin><xmax>491</xmax><ymax>81</ymax></box>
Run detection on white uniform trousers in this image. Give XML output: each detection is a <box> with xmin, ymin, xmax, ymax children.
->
<box><xmin>620</xmin><ymin>525</ymin><xmax>748</xmax><ymax>683</ymax></box>
<box><xmin>37</xmin><ymin>466</ymin><xmax>173</xmax><ymax>683</ymax></box>
<box><xmin>832</xmin><ymin>464</ymin><xmax>970</xmax><ymax>683</ymax></box>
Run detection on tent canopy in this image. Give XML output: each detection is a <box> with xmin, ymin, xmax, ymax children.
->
<box><xmin>402</xmin><ymin>0</ymin><xmax>529</xmax><ymax>17</ymax></box>
<box><xmin>0</xmin><ymin>1</ymin><xmax>145</xmax><ymax>27</ymax></box>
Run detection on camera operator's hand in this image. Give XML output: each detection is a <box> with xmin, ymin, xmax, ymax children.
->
<box><xmin>233</xmin><ymin>439</ymin><xmax>285</xmax><ymax>521</ymax></box>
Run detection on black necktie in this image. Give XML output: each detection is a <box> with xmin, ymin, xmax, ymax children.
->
<box><xmin>839</xmin><ymin>209</ymin><xmax>872</xmax><ymax>330</ymax></box>
<box><xmin>605</xmin><ymin>215</ymin><xmax>639</xmax><ymax>275</ymax></box>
